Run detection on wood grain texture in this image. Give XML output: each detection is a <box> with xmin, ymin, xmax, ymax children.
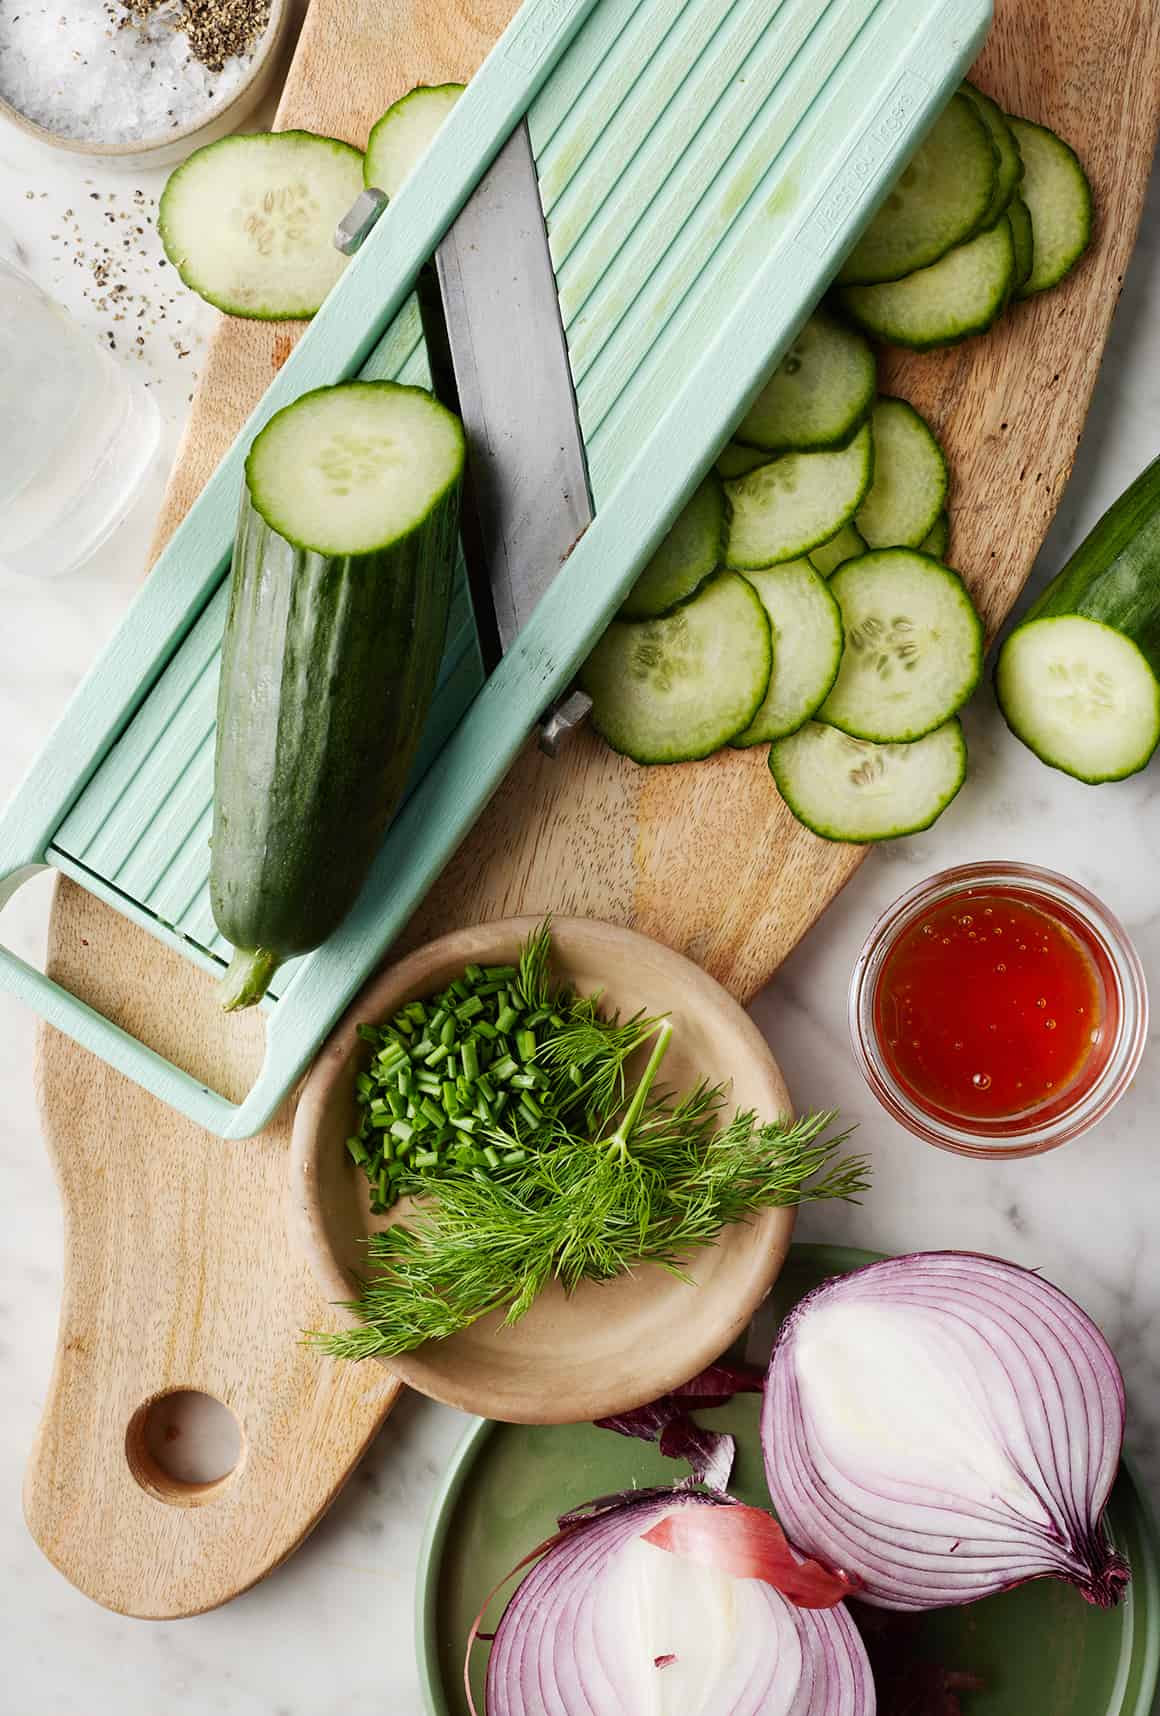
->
<box><xmin>28</xmin><ymin>0</ymin><xmax>1160</xmax><ymax>1617</ymax></box>
<box><xmin>27</xmin><ymin>0</ymin><xmax>523</xmax><ymax>1620</ymax></box>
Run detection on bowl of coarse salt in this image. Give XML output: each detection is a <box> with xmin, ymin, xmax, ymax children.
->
<box><xmin>0</xmin><ymin>0</ymin><xmax>292</xmax><ymax>169</ymax></box>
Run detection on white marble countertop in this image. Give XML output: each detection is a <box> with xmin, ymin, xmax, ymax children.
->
<box><xmin>1</xmin><ymin>106</ymin><xmax>1158</xmax><ymax>1716</ymax></box>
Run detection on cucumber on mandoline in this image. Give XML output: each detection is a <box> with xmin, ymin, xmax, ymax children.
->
<box><xmin>836</xmin><ymin>216</ymin><xmax>1014</xmax><ymax>351</ymax></box>
<box><xmin>717</xmin><ymin>441</ymin><xmax>770</xmax><ymax>480</ymax></box>
<box><xmin>724</xmin><ymin>423</ymin><xmax>873</xmax><ymax>568</ymax></box>
<box><xmin>855</xmin><ymin>398</ymin><xmax>948</xmax><ymax>549</ymax></box>
<box><xmin>1006</xmin><ymin>196</ymin><xmax>1034</xmax><ymax>295</ymax></box>
<box><xmin>732</xmin><ymin>562</ymin><xmax>844</xmax><ymax>745</ymax></box>
<box><xmin>995</xmin><ymin>455</ymin><xmax>1160</xmax><ymax>782</ymax></box>
<box><xmin>811</xmin><ymin>520</ymin><xmax>868</xmax><ymax>578</ymax></box>
<box><xmin>920</xmin><ymin>511</ymin><xmax>950</xmax><ymax>559</ymax></box>
<box><xmin>820</xmin><ymin>549</ymin><xmax>983</xmax><ymax>742</ymax></box>
<box><xmin>960</xmin><ymin>82</ymin><xmax>1024</xmax><ymax>227</ymax></box>
<box><xmin>364</xmin><ymin>83</ymin><xmax>464</xmax><ymax>195</ymax></box>
<box><xmin>837</xmin><ymin>94</ymin><xmax>997</xmax><ymax>286</ymax></box>
<box><xmin>1007</xmin><ymin>116</ymin><xmax>1093</xmax><ymax>297</ymax></box>
<box><xmin>735</xmin><ymin>311</ymin><xmax>876</xmax><ymax>454</ymax></box>
<box><xmin>769</xmin><ymin>718</ymin><xmax>967</xmax><ymax>843</ymax></box>
<box><xmin>159</xmin><ymin>131</ymin><xmax>365</xmax><ymax>319</ymax></box>
<box><xmin>581</xmin><ymin>573</ymin><xmax>771</xmax><ymax>764</ymax></box>
<box><xmin>620</xmin><ymin>475</ymin><xmax>725</xmax><ymax>619</ymax></box>
<box><xmin>211</xmin><ymin>382</ymin><xmax>465</xmax><ymax>1008</ymax></box>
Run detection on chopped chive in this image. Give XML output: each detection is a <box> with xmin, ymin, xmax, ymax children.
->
<box><xmin>474</xmin><ymin>1019</ymin><xmax>498</xmax><ymax>1040</ymax></box>
<box><xmin>356</xmin><ymin>1023</ymin><xmax>380</xmax><ymax>1045</ymax></box>
<box><xmin>442</xmin><ymin>1080</ymin><xmax>459</xmax><ymax>1113</ymax></box>
<box><xmin>345</xmin><ymin>1135</ymin><xmax>369</xmax><ymax>1165</ymax></box>
<box><xmin>496</xmin><ymin>1004</ymin><xmax>520</xmax><ymax>1035</ymax></box>
<box><xmin>520</xmin><ymin>1092</ymin><xmax>544</xmax><ymax>1123</ymax></box>
<box><xmin>515</xmin><ymin>1029</ymin><xmax>538</xmax><ymax>1062</ymax></box>
<box><xmin>568</xmin><ymin>1062</ymin><xmax>584</xmax><ymax>1087</ymax></box>
<box><xmin>456</xmin><ymin>994</ymin><xmax>484</xmax><ymax>1022</ymax></box>
<box><xmin>451</xmin><ymin>1114</ymin><xmax>476</xmax><ymax>1133</ymax></box>
<box><xmin>390</xmin><ymin>1119</ymin><xmax>415</xmax><ymax>1143</ymax></box>
<box><xmin>465</xmin><ymin>962</ymin><xmax>484</xmax><ymax>983</ymax></box>
<box><xmin>502</xmin><ymin>1148</ymin><xmax>528</xmax><ymax>1165</ymax></box>
<box><xmin>411</xmin><ymin>1035</ymin><xmax>435</xmax><ymax>1059</ymax></box>
<box><xmin>419</xmin><ymin>1096</ymin><xmax>445</xmax><ymax>1127</ymax></box>
<box><xmin>414</xmin><ymin>1149</ymin><xmax>440</xmax><ymax>1169</ymax></box>
<box><xmin>510</xmin><ymin>1072</ymin><xmax>537</xmax><ymax>1090</ymax></box>
<box><xmin>425</xmin><ymin>1044</ymin><xmax>450</xmax><ymax>1068</ymax></box>
<box><xmin>440</xmin><ymin>1016</ymin><xmax>457</xmax><ymax>1048</ymax></box>
<box><xmin>492</xmin><ymin>1055</ymin><xmax>518</xmax><ymax>1082</ymax></box>
<box><xmin>461</xmin><ymin>1039</ymin><xmax>480</xmax><ymax>1082</ymax></box>
<box><xmin>483</xmin><ymin>1145</ymin><xmax>501</xmax><ymax>1171</ymax></box>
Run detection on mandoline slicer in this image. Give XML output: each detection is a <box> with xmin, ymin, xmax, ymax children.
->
<box><xmin>0</xmin><ymin>0</ymin><xmax>991</xmax><ymax>1138</ymax></box>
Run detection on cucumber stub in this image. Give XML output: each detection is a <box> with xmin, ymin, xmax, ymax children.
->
<box><xmin>724</xmin><ymin>423</ymin><xmax>873</xmax><ymax>569</ymax></box>
<box><xmin>581</xmin><ymin>573</ymin><xmax>772</xmax><ymax>764</ymax></box>
<box><xmin>856</xmin><ymin>398</ymin><xmax>948</xmax><ymax>550</ymax></box>
<box><xmin>919</xmin><ymin>511</ymin><xmax>950</xmax><ymax>560</ymax></box>
<box><xmin>732</xmin><ymin>561</ymin><xmax>844</xmax><ymax>745</ymax></box>
<box><xmin>365</xmin><ymin>83</ymin><xmax>465</xmax><ymax>195</ymax></box>
<box><xmin>1007</xmin><ymin>116</ymin><xmax>1093</xmax><ymax>297</ymax></box>
<box><xmin>837</xmin><ymin>94</ymin><xmax>997</xmax><ymax>286</ymax></box>
<box><xmin>620</xmin><ymin>476</ymin><xmax>725</xmax><ymax>619</ymax></box>
<box><xmin>1007</xmin><ymin>196</ymin><xmax>1035</xmax><ymax>294</ymax></box>
<box><xmin>820</xmin><ymin>549</ymin><xmax>983</xmax><ymax>742</ymax></box>
<box><xmin>716</xmin><ymin>441</ymin><xmax>770</xmax><ymax>480</ymax></box>
<box><xmin>995</xmin><ymin>617</ymin><xmax>1160</xmax><ymax>783</ymax></box>
<box><xmin>735</xmin><ymin>311</ymin><xmax>875</xmax><ymax>454</ymax></box>
<box><xmin>770</xmin><ymin>719</ymin><xmax>967</xmax><ymax>843</ymax></box>
<box><xmin>836</xmin><ymin>218</ymin><xmax>1014</xmax><ymax>352</ymax></box>
<box><xmin>245</xmin><ymin>380</ymin><xmax>465</xmax><ymax>554</ymax></box>
<box><xmin>159</xmin><ymin>131</ymin><xmax>365</xmax><ymax>319</ymax></box>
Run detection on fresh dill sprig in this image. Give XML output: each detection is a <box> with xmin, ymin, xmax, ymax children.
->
<box><xmin>307</xmin><ymin>924</ymin><xmax>868</xmax><ymax>1361</ymax></box>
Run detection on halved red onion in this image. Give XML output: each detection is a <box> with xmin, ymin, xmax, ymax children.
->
<box><xmin>761</xmin><ymin>1251</ymin><xmax>1129</xmax><ymax>1611</ymax></box>
<box><xmin>483</xmin><ymin>1492</ymin><xmax>875</xmax><ymax>1715</ymax></box>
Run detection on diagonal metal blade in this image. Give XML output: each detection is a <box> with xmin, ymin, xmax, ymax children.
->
<box><xmin>435</xmin><ymin>122</ymin><xmax>592</xmax><ymax>655</ymax></box>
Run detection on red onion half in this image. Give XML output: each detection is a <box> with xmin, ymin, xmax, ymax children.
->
<box><xmin>483</xmin><ymin>1491</ymin><xmax>875</xmax><ymax>1715</ymax></box>
<box><xmin>761</xmin><ymin>1251</ymin><xmax>1129</xmax><ymax>1612</ymax></box>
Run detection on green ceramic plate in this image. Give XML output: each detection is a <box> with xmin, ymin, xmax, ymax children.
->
<box><xmin>416</xmin><ymin>1244</ymin><xmax>1160</xmax><ymax>1716</ymax></box>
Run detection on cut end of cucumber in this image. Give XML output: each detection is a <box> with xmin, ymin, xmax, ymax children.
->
<box><xmin>245</xmin><ymin>381</ymin><xmax>465</xmax><ymax>556</ymax></box>
<box><xmin>364</xmin><ymin>84</ymin><xmax>465</xmax><ymax>196</ymax></box>
<box><xmin>736</xmin><ymin>311</ymin><xmax>875</xmax><ymax>454</ymax></box>
<box><xmin>770</xmin><ymin>719</ymin><xmax>966</xmax><ymax>842</ymax></box>
<box><xmin>159</xmin><ymin>131</ymin><xmax>365</xmax><ymax>319</ymax></box>
<box><xmin>995</xmin><ymin>615</ymin><xmax>1160</xmax><ymax>783</ymax></box>
<box><xmin>717</xmin><ymin>441</ymin><xmax>770</xmax><ymax>480</ymax></box>
<box><xmin>582</xmin><ymin>573</ymin><xmax>771</xmax><ymax>764</ymax></box>
<box><xmin>837</xmin><ymin>218</ymin><xmax>1014</xmax><ymax>353</ymax></box>
<box><xmin>620</xmin><ymin>476</ymin><xmax>725</xmax><ymax>619</ymax></box>
<box><xmin>810</xmin><ymin>520</ymin><xmax>868</xmax><ymax>579</ymax></box>
<box><xmin>218</xmin><ymin>946</ymin><xmax>280</xmax><ymax>1011</ymax></box>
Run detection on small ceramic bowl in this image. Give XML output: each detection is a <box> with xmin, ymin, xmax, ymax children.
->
<box><xmin>292</xmin><ymin>916</ymin><xmax>795</xmax><ymax>1425</ymax></box>
<box><xmin>0</xmin><ymin>0</ymin><xmax>291</xmax><ymax>171</ymax></box>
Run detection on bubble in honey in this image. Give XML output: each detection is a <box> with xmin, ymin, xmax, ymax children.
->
<box><xmin>972</xmin><ymin>1072</ymin><xmax>991</xmax><ymax>1090</ymax></box>
<box><xmin>953</xmin><ymin>1040</ymin><xmax>963</xmax><ymax>1051</ymax></box>
<box><xmin>960</xmin><ymin>914</ymin><xmax>973</xmax><ymax>927</ymax></box>
<box><xmin>995</xmin><ymin>962</ymin><xmax>1006</xmax><ymax>973</ymax></box>
<box><xmin>1045</xmin><ymin>1018</ymin><xmax>1056</xmax><ymax>1030</ymax></box>
<box><xmin>1036</xmin><ymin>997</ymin><xmax>1047</xmax><ymax>1008</ymax></box>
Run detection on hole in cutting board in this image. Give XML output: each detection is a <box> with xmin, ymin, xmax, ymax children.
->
<box><xmin>125</xmin><ymin>1390</ymin><xmax>243</xmax><ymax>1506</ymax></box>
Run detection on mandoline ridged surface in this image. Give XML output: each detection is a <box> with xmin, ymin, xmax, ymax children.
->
<box><xmin>54</xmin><ymin>0</ymin><xmax>967</xmax><ymax>995</ymax></box>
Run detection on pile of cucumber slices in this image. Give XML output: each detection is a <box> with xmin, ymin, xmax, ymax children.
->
<box><xmin>582</xmin><ymin>355</ymin><xmax>978</xmax><ymax>843</ymax></box>
<box><xmin>583</xmin><ymin>86</ymin><xmax>1094</xmax><ymax>844</ymax></box>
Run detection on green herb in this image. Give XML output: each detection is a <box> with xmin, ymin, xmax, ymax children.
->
<box><xmin>307</xmin><ymin>923</ymin><xmax>867</xmax><ymax>1359</ymax></box>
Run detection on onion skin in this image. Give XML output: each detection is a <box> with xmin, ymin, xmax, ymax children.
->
<box><xmin>483</xmin><ymin>1491</ymin><xmax>875</xmax><ymax>1716</ymax></box>
<box><xmin>761</xmin><ymin>1251</ymin><xmax>1130</xmax><ymax>1612</ymax></box>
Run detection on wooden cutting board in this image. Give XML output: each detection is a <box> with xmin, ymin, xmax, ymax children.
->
<box><xmin>26</xmin><ymin>0</ymin><xmax>1160</xmax><ymax>1620</ymax></box>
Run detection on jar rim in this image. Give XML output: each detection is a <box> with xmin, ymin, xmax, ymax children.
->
<box><xmin>848</xmin><ymin>861</ymin><xmax>1148</xmax><ymax>1159</ymax></box>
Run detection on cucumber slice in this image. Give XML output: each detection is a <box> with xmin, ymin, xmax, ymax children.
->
<box><xmin>1008</xmin><ymin>116</ymin><xmax>1093</xmax><ymax>297</ymax></box>
<box><xmin>735</xmin><ymin>311</ymin><xmax>876</xmax><ymax>454</ymax></box>
<box><xmin>961</xmin><ymin>83</ymin><xmax>1024</xmax><ymax>226</ymax></box>
<box><xmin>620</xmin><ymin>476</ymin><xmax>725</xmax><ymax>619</ymax></box>
<box><xmin>716</xmin><ymin>442</ymin><xmax>770</xmax><ymax>480</ymax></box>
<box><xmin>820</xmin><ymin>549</ymin><xmax>983</xmax><ymax>742</ymax></box>
<box><xmin>810</xmin><ymin>520</ymin><xmax>868</xmax><ymax>578</ymax></box>
<box><xmin>732</xmin><ymin>562</ymin><xmax>844</xmax><ymax>745</ymax></box>
<box><xmin>581</xmin><ymin>573</ymin><xmax>771</xmax><ymax>764</ymax></box>
<box><xmin>245</xmin><ymin>381</ymin><xmax>466</xmax><ymax>556</ymax></box>
<box><xmin>724</xmin><ymin>424</ymin><xmax>873</xmax><ymax>569</ymax></box>
<box><xmin>770</xmin><ymin>719</ymin><xmax>967</xmax><ymax>842</ymax></box>
<box><xmin>1007</xmin><ymin>195</ymin><xmax>1034</xmax><ymax>294</ymax></box>
<box><xmin>836</xmin><ymin>217</ymin><xmax>1014</xmax><ymax>351</ymax></box>
<box><xmin>855</xmin><ymin>398</ymin><xmax>948</xmax><ymax>549</ymax></box>
<box><xmin>159</xmin><ymin>131</ymin><xmax>365</xmax><ymax>319</ymax></box>
<box><xmin>365</xmin><ymin>83</ymin><xmax>464</xmax><ymax>196</ymax></box>
<box><xmin>995</xmin><ymin>617</ymin><xmax>1160</xmax><ymax>783</ymax></box>
<box><xmin>837</xmin><ymin>95</ymin><xmax>997</xmax><ymax>286</ymax></box>
<box><xmin>919</xmin><ymin>511</ymin><xmax>950</xmax><ymax>559</ymax></box>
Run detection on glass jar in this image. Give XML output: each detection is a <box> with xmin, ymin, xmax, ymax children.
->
<box><xmin>849</xmin><ymin>861</ymin><xmax>1148</xmax><ymax>1158</ymax></box>
<box><xmin>0</xmin><ymin>255</ymin><xmax>159</xmax><ymax>578</ymax></box>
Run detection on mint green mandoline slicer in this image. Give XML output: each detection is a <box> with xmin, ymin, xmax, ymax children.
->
<box><xmin>0</xmin><ymin>0</ymin><xmax>991</xmax><ymax>1138</ymax></box>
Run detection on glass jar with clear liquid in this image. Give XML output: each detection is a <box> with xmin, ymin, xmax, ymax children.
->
<box><xmin>0</xmin><ymin>256</ymin><xmax>160</xmax><ymax>578</ymax></box>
